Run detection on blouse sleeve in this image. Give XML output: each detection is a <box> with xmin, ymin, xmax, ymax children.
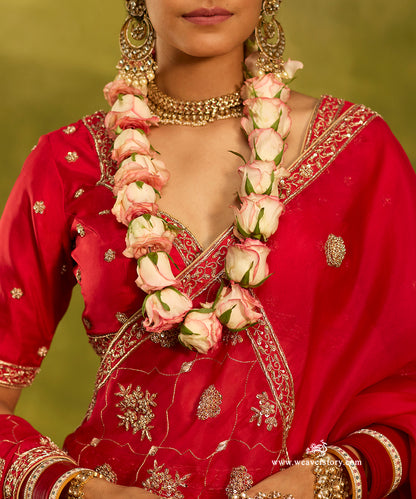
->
<box><xmin>0</xmin><ymin>134</ymin><xmax>76</xmax><ymax>387</ymax></box>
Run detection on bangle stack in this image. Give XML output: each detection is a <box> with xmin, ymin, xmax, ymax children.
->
<box><xmin>67</xmin><ymin>470</ymin><xmax>107</xmax><ymax>499</ymax></box>
<box><xmin>231</xmin><ymin>493</ymin><xmax>294</xmax><ymax>499</ymax></box>
<box><xmin>304</xmin><ymin>451</ymin><xmax>351</xmax><ymax>499</ymax></box>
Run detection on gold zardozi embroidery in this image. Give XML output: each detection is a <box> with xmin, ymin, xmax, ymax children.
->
<box><xmin>0</xmin><ymin>361</ymin><xmax>39</xmax><ymax>388</ymax></box>
<box><xmin>225</xmin><ymin>465</ymin><xmax>254</xmax><ymax>497</ymax></box>
<box><xmin>10</xmin><ymin>288</ymin><xmax>23</xmax><ymax>299</ymax></box>
<box><xmin>95</xmin><ymin>463</ymin><xmax>117</xmax><ymax>484</ymax></box>
<box><xmin>116</xmin><ymin>383</ymin><xmax>157</xmax><ymax>441</ymax></box>
<box><xmin>250</xmin><ymin>392</ymin><xmax>278</xmax><ymax>431</ymax></box>
<box><xmin>65</xmin><ymin>151</ymin><xmax>79</xmax><ymax>163</ymax></box>
<box><xmin>325</xmin><ymin>234</ymin><xmax>346</xmax><ymax>268</ymax></box>
<box><xmin>63</xmin><ymin>125</ymin><xmax>77</xmax><ymax>135</ymax></box>
<box><xmin>142</xmin><ymin>461</ymin><xmax>190</xmax><ymax>499</ymax></box>
<box><xmin>33</xmin><ymin>201</ymin><xmax>46</xmax><ymax>214</ymax></box>
<box><xmin>197</xmin><ymin>385</ymin><xmax>223</xmax><ymax>420</ymax></box>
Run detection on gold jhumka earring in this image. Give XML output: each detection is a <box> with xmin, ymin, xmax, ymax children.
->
<box><xmin>255</xmin><ymin>0</ymin><xmax>286</xmax><ymax>77</ymax></box>
<box><xmin>117</xmin><ymin>0</ymin><xmax>157</xmax><ymax>89</ymax></box>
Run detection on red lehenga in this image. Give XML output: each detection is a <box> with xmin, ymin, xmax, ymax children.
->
<box><xmin>1</xmin><ymin>97</ymin><xmax>416</xmax><ymax>498</ymax></box>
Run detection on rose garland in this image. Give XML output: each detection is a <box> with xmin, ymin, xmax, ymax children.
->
<box><xmin>103</xmin><ymin>55</ymin><xmax>303</xmax><ymax>354</ymax></box>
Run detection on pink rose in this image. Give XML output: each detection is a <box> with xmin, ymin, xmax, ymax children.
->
<box><xmin>112</xmin><ymin>182</ymin><xmax>159</xmax><ymax>226</ymax></box>
<box><xmin>103</xmin><ymin>78</ymin><xmax>146</xmax><ymax>106</ymax></box>
<box><xmin>248</xmin><ymin>128</ymin><xmax>285</xmax><ymax>163</ymax></box>
<box><xmin>242</xmin><ymin>98</ymin><xmax>291</xmax><ymax>138</ymax></box>
<box><xmin>123</xmin><ymin>214</ymin><xmax>178</xmax><ymax>259</ymax></box>
<box><xmin>283</xmin><ymin>59</ymin><xmax>304</xmax><ymax>79</ymax></box>
<box><xmin>238</xmin><ymin>160</ymin><xmax>286</xmax><ymax>197</ymax></box>
<box><xmin>179</xmin><ymin>309</ymin><xmax>222</xmax><ymax>354</ymax></box>
<box><xmin>242</xmin><ymin>74</ymin><xmax>290</xmax><ymax>102</ymax></box>
<box><xmin>225</xmin><ymin>238</ymin><xmax>271</xmax><ymax>287</ymax></box>
<box><xmin>112</xmin><ymin>129</ymin><xmax>153</xmax><ymax>164</ymax></box>
<box><xmin>214</xmin><ymin>283</ymin><xmax>262</xmax><ymax>330</ymax></box>
<box><xmin>135</xmin><ymin>252</ymin><xmax>178</xmax><ymax>293</ymax></box>
<box><xmin>233</xmin><ymin>194</ymin><xmax>284</xmax><ymax>241</ymax></box>
<box><xmin>114</xmin><ymin>155</ymin><xmax>170</xmax><ymax>194</ymax></box>
<box><xmin>105</xmin><ymin>94</ymin><xmax>159</xmax><ymax>134</ymax></box>
<box><xmin>143</xmin><ymin>287</ymin><xmax>193</xmax><ymax>333</ymax></box>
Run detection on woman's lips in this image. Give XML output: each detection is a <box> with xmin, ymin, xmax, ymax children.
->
<box><xmin>182</xmin><ymin>7</ymin><xmax>233</xmax><ymax>25</ymax></box>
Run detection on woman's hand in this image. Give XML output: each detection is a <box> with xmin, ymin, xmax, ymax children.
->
<box><xmin>244</xmin><ymin>460</ymin><xmax>315</xmax><ymax>499</ymax></box>
<box><xmin>83</xmin><ymin>478</ymin><xmax>159</xmax><ymax>499</ymax></box>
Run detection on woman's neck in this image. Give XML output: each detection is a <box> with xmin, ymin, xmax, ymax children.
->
<box><xmin>154</xmin><ymin>44</ymin><xmax>245</xmax><ymax>100</ymax></box>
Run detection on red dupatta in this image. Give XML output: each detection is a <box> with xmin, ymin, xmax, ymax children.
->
<box><xmin>60</xmin><ymin>98</ymin><xmax>416</xmax><ymax>497</ymax></box>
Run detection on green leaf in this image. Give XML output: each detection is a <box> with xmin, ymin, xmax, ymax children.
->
<box><xmin>274</xmin><ymin>148</ymin><xmax>284</xmax><ymax>166</ymax></box>
<box><xmin>213</xmin><ymin>281</ymin><xmax>226</xmax><ymax>308</ymax></box>
<box><xmin>235</xmin><ymin>218</ymin><xmax>251</xmax><ymax>239</ymax></box>
<box><xmin>115</xmin><ymin>125</ymin><xmax>123</xmax><ymax>135</ymax></box>
<box><xmin>117</xmin><ymin>94</ymin><xmax>124</xmax><ymax>101</ymax></box>
<box><xmin>141</xmin><ymin>294</ymin><xmax>149</xmax><ymax>316</ymax></box>
<box><xmin>240</xmin><ymin>262</ymin><xmax>254</xmax><ymax>287</ymax></box>
<box><xmin>245</xmin><ymin>176</ymin><xmax>255</xmax><ymax>195</ymax></box>
<box><xmin>131</xmin><ymin>153</ymin><xmax>137</xmax><ymax>161</ymax></box>
<box><xmin>219</xmin><ymin>305</ymin><xmax>236</xmax><ymax>325</ymax></box>
<box><xmin>264</xmin><ymin>171</ymin><xmax>275</xmax><ymax>196</ymax></box>
<box><xmin>180</xmin><ymin>325</ymin><xmax>195</xmax><ymax>336</ymax></box>
<box><xmin>142</xmin><ymin>213</ymin><xmax>152</xmax><ymax>223</ymax></box>
<box><xmin>156</xmin><ymin>290</ymin><xmax>170</xmax><ymax>311</ymax></box>
<box><xmin>194</xmin><ymin>307</ymin><xmax>214</xmax><ymax>314</ymax></box>
<box><xmin>150</xmin><ymin>144</ymin><xmax>160</xmax><ymax>155</ymax></box>
<box><xmin>136</xmin><ymin>181</ymin><xmax>144</xmax><ymax>189</ymax></box>
<box><xmin>248</xmin><ymin>273</ymin><xmax>272</xmax><ymax>288</ymax></box>
<box><xmin>147</xmin><ymin>252</ymin><xmax>159</xmax><ymax>266</ymax></box>
<box><xmin>228</xmin><ymin>150</ymin><xmax>247</xmax><ymax>164</ymax></box>
<box><xmin>253</xmin><ymin>207</ymin><xmax>265</xmax><ymax>236</ymax></box>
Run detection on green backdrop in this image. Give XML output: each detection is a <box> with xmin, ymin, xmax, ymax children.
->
<box><xmin>1</xmin><ymin>1</ymin><xmax>415</xmax><ymax>445</ymax></box>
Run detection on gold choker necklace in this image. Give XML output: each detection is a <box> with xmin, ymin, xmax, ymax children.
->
<box><xmin>147</xmin><ymin>81</ymin><xmax>243</xmax><ymax>127</ymax></box>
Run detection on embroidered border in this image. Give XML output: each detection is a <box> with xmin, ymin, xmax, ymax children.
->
<box><xmin>303</xmin><ymin>95</ymin><xmax>345</xmax><ymax>149</ymax></box>
<box><xmin>0</xmin><ymin>361</ymin><xmax>39</xmax><ymax>388</ymax></box>
<box><xmin>281</xmin><ymin>104</ymin><xmax>378</xmax><ymax>205</ymax></box>
<box><xmin>82</xmin><ymin>111</ymin><xmax>116</xmax><ymax>190</ymax></box>
<box><xmin>87</xmin><ymin>333</ymin><xmax>117</xmax><ymax>357</ymax></box>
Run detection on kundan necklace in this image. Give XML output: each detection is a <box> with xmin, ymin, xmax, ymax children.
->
<box><xmin>103</xmin><ymin>56</ymin><xmax>302</xmax><ymax>354</ymax></box>
<box><xmin>146</xmin><ymin>81</ymin><xmax>244</xmax><ymax>126</ymax></box>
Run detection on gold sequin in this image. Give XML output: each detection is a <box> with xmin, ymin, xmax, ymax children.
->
<box><xmin>299</xmin><ymin>164</ymin><xmax>314</xmax><ymax>178</ymax></box>
<box><xmin>65</xmin><ymin>151</ymin><xmax>79</xmax><ymax>162</ymax></box>
<box><xmin>63</xmin><ymin>125</ymin><xmax>76</xmax><ymax>135</ymax></box>
<box><xmin>33</xmin><ymin>201</ymin><xmax>45</xmax><ymax>214</ymax></box>
<box><xmin>149</xmin><ymin>446</ymin><xmax>158</xmax><ymax>456</ymax></box>
<box><xmin>250</xmin><ymin>392</ymin><xmax>278</xmax><ymax>431</ymax></box>
<box><xmin>216</xmin><ymin>440</ymin><xmax>228</xmax><ymax>452</ymax></box>
<box><xmin>37</xmin><ymin>347</ymin><xmax>48</xmax><ymax>358</ymax></box>
<box><xmin>143</xmin><ymin>461</ymin><xmax>190</xmax><ymax>499</ymax></box>
<box><xmin>90</xmin><ymin>438</ymin><xmax>100</xmax><ymax>447</ymax></box>
<box><xmin>11</xmin><ymin>288</ymin><xmax>23</xmax><ymax>299</ymax></box>
<box><xmin>61</xmin><ymin>265</ymin><xmax>68</xmax><ymax>275</ymax></box>
<box><xmin>104</xmin><ymin>249</ymin><xmax>116</xmax><ymax>262</ymax></box>
<box><xmin>99</xmin><ymin>210</ymin><xmax>111</xmax><ymax>215</ymax></box>
<box><xmin>325</xmin><ymin>234</ymin><xmax>346</xmax><ymax>268</ymax></box>
<box><xmin>76</xmin><ymin>224</ymin><xmax>86</xmax><ymax>237</ymax></box>
<box><xmin>74</xmin><ymin>188</ymin><xmax>84</xmax><ymax>198</ymax></box>
<box><xmin>95</xmin><ymin>464</ymin><xmax>117</xmax><ymax>484</ymax></box>
<box><xmin>225</xmin><ymin>466</ymin><xmax>253</xmax><ymax>497</ymax></box>
<box><xmin>76</xmin><ymin>269</ymin><xmax>81</xmax><ymax>283</ymax></box>
<box><xmin>116</xmin><ymin>383</ymin><xmax>157</xmax><ymax>441</ymax></box>
<box><xmin>197</xmin><ymin>385</ymin><xmax>222</xmax><ymax>420</ymax></box>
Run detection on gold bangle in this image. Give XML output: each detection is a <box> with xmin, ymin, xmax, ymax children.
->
<box><xmin>304</xmin><ymin>452</ymin><xmax>351</xmax><ymax>499</ymax></box>
<box><xmin>67</xmin><ymin>470</ymin><xmax>107</xmax><ymax>499</ymax></box>
<box><xmin>231</xmin><ymin>493</ymin><xmax>295</xmax><ymax>499</ymax></box>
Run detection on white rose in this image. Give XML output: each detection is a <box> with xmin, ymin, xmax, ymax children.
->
<box><xmin>179</xmin><ymin>309</ymin><xmax>222</xmax><ymax>354</ymax></box>
<box><xmin>248</xmin><ymin>129</ymin><xmax>285</xmax><ymax>164</ymax></box>
<box><xmin>225</xmin><ymin>238</ymin><xmax>271</xmax><ymax>287</ymax></box>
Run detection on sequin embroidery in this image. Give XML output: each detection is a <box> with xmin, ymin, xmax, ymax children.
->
<box><xmin>33</xmin><ymin>201</ymin><xmax>46</xmax><ymax>214</ymax></box>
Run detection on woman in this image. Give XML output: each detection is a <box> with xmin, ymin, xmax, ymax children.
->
<box><xmin>0</xmin><ymin>0</ymin><xmax>415</xmax><ymax>498</ymax></box>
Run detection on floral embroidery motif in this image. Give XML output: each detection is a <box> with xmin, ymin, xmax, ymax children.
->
<box><xmin>216</xmin><ymin>440</ymin><xmax>228</xmax><ymax>452</ymax></box>
<box><xmin>95</xmin><ymin>463</ymin><xmax>117</xmax><ymax>484</ymax></box>
<box><xmin>37</xmin><ymin>346</ymin><xmax>48</xmax><ymax>358</ymax></box>
<box><xmin>250</xmin><ymin>392</ymin><xmax>278</xmax><ymax>431</ymax></box>
<box><xmin>90</xmin><ymin>438</ymin><xmax>100</xmax><ymax>447</ymax></box>
<box><xmin>33</xmin><ymin>201</ymin><xmax>46</xmax><ymax>214</ymax></box>
<box><xmin>225</xmin><ymin>465</ymin><xmax>253</xmax><ymax>497</ymax></box>
<box><xmin>63</xmin><ymin>125</ymin><xmax>77</xmax><ymax>134</ymax></box>
<box><xmin>325</xmin><ymin>234</ymin><xmax>346</xmax><ymax>268</ymax></box>
<box><xmin>223</xmin><ymin>330</ymin><xmax>243</xmax><ymax>346</ymax></box>
<box><xmin>116</xmin><ymin>383</ymin><xmax>157</xmax><ymax>441</ymax></box>
<box><xmin>150</xmin><ymin>328</ymin><xmax>179</xmax><ymax>348</ymax></box>
<box><xmin>149</xmin><ymin>446</ymin><xmax>158</xmax><ymax>456</ymax></box>
<box><xmin>76</xmin><ymin>224</ymin><xmax>86</xmax><ymax>237</ymax></box>
<box><xmin>0</xmin><ymin>361</ymin><xmax>39</xmax><ymax>387</ymax></box>
<box><xmin>180</xmin><ymin>361</ymin><xmax>194</xmax><ymax>373</ymax></box>
<box><xmin>99</xmin><ymin>209</ymin><xmax>111</xmax><ymax>215</ymax></box>
<box><xmin>104</xmin><ymin>249</ymin><xmax>116</xmax><ymax>262</ymax></box>
<box><xmin>74</xmin><ymin>188</ymin><xmax>85</xmax><ymax>198</ymax></box>
<box><xmin>299</xmin><ymin>164</ymin><xmax>313</xmax><ymax>178</ymax></box>
<box><xmin>197</xmin><ymin>385</ymin><xmax>222</xmax><ymax>420</ymax></box>
<box><xmin>10</xmin><ymin>288</ymin><xmax>23</xmax><ymax>299</ymax></box>
<box><xmin>88</xmin><ymin>333</ymin><xmax>116</xmax><ymax>357</ymax></box>
<box><xmin>65</xmin><ymin>151</ymin><xmax>79</xmax><ymax>162</ymax></box>
<box><xmin>143</xmin><ymin>461</ymin><xmax>190</xmax><ymax>499</ymax></box>
<box><xmin>0</xmin><ymin>458</ymin><xmax>5</xmax><ymax>478</ymax></box>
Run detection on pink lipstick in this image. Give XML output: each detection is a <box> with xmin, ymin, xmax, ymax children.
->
<box><xmin>182</xmin><ymin>7</ymin><xmax>233</xmax><ymax>25</ymax></box>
